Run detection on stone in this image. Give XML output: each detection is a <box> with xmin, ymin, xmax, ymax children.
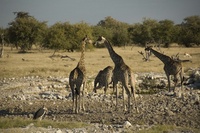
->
<box><xmin>56</xmin><ymin>129</ymin><xmax>63</xmax><ymax>133</ymax></box>
<box><xmin>123</xmin><ymin>121</ymin><xmax>132</xmax><ymax>128</ymax></box>
<box><xmin>57</xmin><ymin>95</ymin><xmax>63</xmax><ymax>100</ymax></box>
<box><xmin>26</xmin><ymin>123</ymin><xmax>34</xmax><ymax>129</ymax></box>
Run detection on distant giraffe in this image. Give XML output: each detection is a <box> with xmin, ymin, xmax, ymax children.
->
<box><xmin>95</xmin><ymin>36</ymin><xmax>138</xmax><ymax>113</ymax></box>
<box><xmin>145</xmin><ymin>46</ymin><xmax>183</xmax><ymax>92</ymax></box>
<box><xmin>69</xmin><ymin>36</ymin><xmax>89</xmax><ymax>113</ymax></box>
<box><xmin>93</xmin><ymin>66</ymin><xmax>113</xmax><ymax>94</ymax></box>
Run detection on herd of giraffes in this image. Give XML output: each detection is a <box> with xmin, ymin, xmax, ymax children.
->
<box><xmin>69</xmin><ymin>35</ymin><xmax>183</xmax><ymax>114</ymax></box>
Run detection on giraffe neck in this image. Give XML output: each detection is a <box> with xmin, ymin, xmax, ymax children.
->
<box><xmin>150</xmin><ymin>48</ymin><xmax>171</xmax><ymax>64</ymax></box>
<box><xmin>104</xmin><ymin>40</ymin><xmax>124</xmax><ymax>65</ymax></box>
<box><xmin>77</xmin><ymin>40</ymin><xmax>86</xmax><ymax>68</ymax></box>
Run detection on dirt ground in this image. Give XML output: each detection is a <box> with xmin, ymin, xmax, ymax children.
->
<box><xmin>0</xmin><ymin>76</ymin><xmax>200</xmax><ymax>132</ymax></box>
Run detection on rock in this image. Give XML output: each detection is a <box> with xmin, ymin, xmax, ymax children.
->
<box><xmin>57</xmin><ymin>95</ymin><xmax>63</xmax><ymax>100</ymax></box>
<box><xmin>191</xmin><ymin>93</ymin><xmax>199</xmax><ymax>103</ymax></box>
<box><xmin>26</xmin><ymin>123</ymin><xmax>34</xmax><ymax>129</ymax></box>
<box><xmin>65</xmin><ymin>129</ymin><xmax>73</xmax><ymax>133</ymax></box>
<box><xmin>175</xmin><ymin>91</ymin><xmax>183</xmax><ymax>99</ymax></box>
<box><xmin>18</xmin><ymin>95</ymin><xmax>26</xmax><ymax>100</ymax></box>
<box><xmin>165</xmin><ymin>91</ymin><xmax>175</xmax><ymax>96</ymax></box>
<box><xmin>108</xmin><ymin>125</ymin><xmax>113</xmax><ymax>131</ymax></box>
<box><xmin>123</xmin><ymin>121</ymin><xmax>132</xmax><ymax>128</ymax></box>
<box><xmin>58</xmin><ymin>78</ymin><xmax>69</xmax><ymax>83</ymax></box>
<box><xmin>165</xmin><ymin>110</ymin><xmax>175</xmax><ymax>116</ymax></box>
<box><xmin>56</xmin><ymin>129</ymin><xmax>62</xmax><ymax>133</ymax></box>
<box><xmin>28</xmin><ymin>113</ymin><xmax>33</xmax><ymax>118</ymax></box>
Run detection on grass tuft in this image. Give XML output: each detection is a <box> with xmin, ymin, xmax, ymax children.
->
<box><xmin>0</xmin><ymin>117</ymin><xmax>88</xmax><ymax>129</ymax></box>
<box><xmin>135</xmin><ymin>124</ymin><xmax>199</xmax><ymax>133</ymax></box>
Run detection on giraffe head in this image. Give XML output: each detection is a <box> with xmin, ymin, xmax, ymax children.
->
<box><xmin>82</xmin><ymin>35</ymin><xmax>93</xmax><ymax>45</ymax></box>
<box><xmin>94</xmin><ymin>36</ymin><xmax>106</xmax><ymax>46</ymax></box>
<box><xmin>144</xmin><ymin>46</ymin><xmax>153</xmax><ymax>51</ymax></box>
<box><xmin>144</xmin><ymin>46</ymin><xmax>153</xmax><ymax>61</ymax></box>
<box><xmin>82</xmin><ymin>35</ymin><xmax>88</xmax><ymax>42</ymax></box>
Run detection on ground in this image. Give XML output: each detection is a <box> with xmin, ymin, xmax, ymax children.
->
<box><xmin>0</xmin><ymin>46</ymin><xmax>200</xmax><ymax>132</ymax></box>
<box><xmin>0</xmin><ymin>76</ymin><xmax>199</xmax><ymax>133</ymax></box>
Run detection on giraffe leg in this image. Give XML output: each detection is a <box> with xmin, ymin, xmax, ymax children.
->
<box><xmin>104</xmin><ymin>84</ymin><xmax>107</xmax><ymax>95</ymax></box>
<box><xmin>71</xmin><ymin>89</ymin><xmax>75</xmax><ymax>113</ymax></box>
<box><xmin>131</xmin><ymin>86</ymin><xmax>139</xmax><ymax>113</ymax></box>
<box><xmin>173</xmin><ymin>75</ymin><xmax>178</xmax><ymax>92</ymax></box>
<box><xmin>166</xmin><ymin>75</ymin><xmax>171</xmax><ymax>92</ymax></box>
<box><xmin>180</xmin><ymin>70</ymin><xmax>183</xmax><ymax>90</ymax></box>
<box><xmin>103</xmin><ymin>84</ymin><xmax>108</xmax><ymax>101</ymax></box>
<box><xmin>81</xmin><ymin>82</ymin><xmax>85</xmax><ymax>111</ymax></box>
<box><xmin>72</xmin><ymin>94</ymin><xmax>75</xmax><ymax>113</ymax></box>
<box><xmin>116</xmin><ymin>84</ymin><xmax>118</xmax><ymax>111</ymax></box>
<box><xmin>75</xmin><ymin>94</ymin><xmax>78</xmax><ymax>113</ymax></box>
<box><xmin>124</xmin><ymin>85</ymin><xmax>131</xmax><ymax>113</ymax></box>
<box><xmin>130</xmin><ymin>73</ymin><xmax>139</xmax><ymax>113</ymax></box>
<box><xmin>122</xmin><ymin>87</ymin><xmax>127</xmax><ymax>111</ymax></box>
<box><xmin>113</xmin><ymin>81</ymin><xmax>118</xmax><ymax>111</ymax></box>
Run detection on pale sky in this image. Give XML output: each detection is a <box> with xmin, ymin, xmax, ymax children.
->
<box><xmin>0</xmin><ymin>0</ymin><xmax>199</xmax><ymax>28</ymax></box>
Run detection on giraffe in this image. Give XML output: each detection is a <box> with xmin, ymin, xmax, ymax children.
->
<box><xmin>95</xmin><ymin>36</ymin><xmax>138</xmax><ymax>113</ymax></box>
<box><xmin>93</xmin><ymin>66</ymin><xmax>113</xmax><ymax>94</ymax></box>
<box><xmin>69</xmin><ymin>35</ymin><xmax>89</xmax><ymax>113</ymax></box>
<box><xmin>145</xmin><ymin>46</ymin><xmax>183</xmax><ymax>92</ymax></box>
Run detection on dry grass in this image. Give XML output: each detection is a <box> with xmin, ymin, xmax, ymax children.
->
<box><xmin>0</xmin><ymin>117</ymin><xmax>88</xmax><ymax>129</ymax></box>
<box><xmin>135</xmin><ymin>124</ymin><xmax>199</xmax><ymax>133</ymax></box>
<box><xmin>0</xmin><ymin>46</ymin><xmax>199</xmax><ymax>78</ymax></box>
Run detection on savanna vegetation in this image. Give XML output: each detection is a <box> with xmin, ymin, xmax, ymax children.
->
<box><xmin>0</xmin><ymin>46</ymin><xmax>199</xmax><ymax>78</ymax></box>
<box><xmin>0</xmin><ymin>12</ymin><xmax>199</xmax><ymax>54</ymax></box>
<box><xmin>0</xmin><ymin>12</ymin><xmax>199</xmax><ymax>78</ymax></box>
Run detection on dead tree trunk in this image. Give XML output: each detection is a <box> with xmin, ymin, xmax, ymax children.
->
<box><xmin>0</xmin><ymin>34</ymin><xmax>4</xmax><ymax>58</ymax></box>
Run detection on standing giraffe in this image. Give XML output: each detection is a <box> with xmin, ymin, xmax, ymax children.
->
<box><xmin>95</xmin><ymin>36</ymin><xmax>138</xmax><ymax>113</ymax></box>
<box><xmin>69</xmin><ymin>36</ymin><xmax>88</xmax><ymax>113</ymax></box>
<box><xmin>93</xmin><ymin>66</ymin><xmax>113</xmax><ymax>94</ymax></box>
<box><xmin>145</xmin><ymin>46</ymin><xmax>183</xmax><ymax>92</ymax></box>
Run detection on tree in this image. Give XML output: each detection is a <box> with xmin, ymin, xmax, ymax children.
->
<box><xmin>97</xmin><ymin>16</ymin><xmax>129</xmax><ymax>46</ymax></box>
<box><xmin>92</xmin><ymin>25</ymin><xmax>113</xmax><ymax>46</ymax></box>
<box><xmin>179</xmin><ymin>15</ymin><xmax>200</xmax><ymax>47</ymax></box>
<box><xmin>112</xmin><ymin>27</ymin><xmax>129</xmax><ymax>46</ymax></box>
<box><xmin>44</xmin><ymin>22</ymin><xmax>68</xmax><ymax>55</ymax></box>
<box><xmin>152</xmin><ymin>19</ymin><xmax>175</xmax><ymax>47</ymax></box>
<box><xmin>44</xmin><ymin>21</ymin><xmax>93</xmax><ymax>53</ymax></box>
<box><xmin>128</xmin><ymin>18</ymin><xmax>158</xmax><ymax>46</ymax></box>
<box><xmin>70</xmin><ymin>22</ymin><xmax>93</xmax><ymax>50</ymax></box>
<box><xmin>8</xmin><ymin>12</ymin><xmax>47</xmax><ymax>52</ymax></box>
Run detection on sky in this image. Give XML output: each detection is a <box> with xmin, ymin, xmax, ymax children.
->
<box><xmin>0</xmin><ymin>0</ymin><xmax>199</xmax><ymax>28</ymax></box>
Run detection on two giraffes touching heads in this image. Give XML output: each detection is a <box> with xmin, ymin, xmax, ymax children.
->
<box><xmin>69</xmin><ymin>35</ymin><xmax>183</xmax><ymax>114</ymax></box>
